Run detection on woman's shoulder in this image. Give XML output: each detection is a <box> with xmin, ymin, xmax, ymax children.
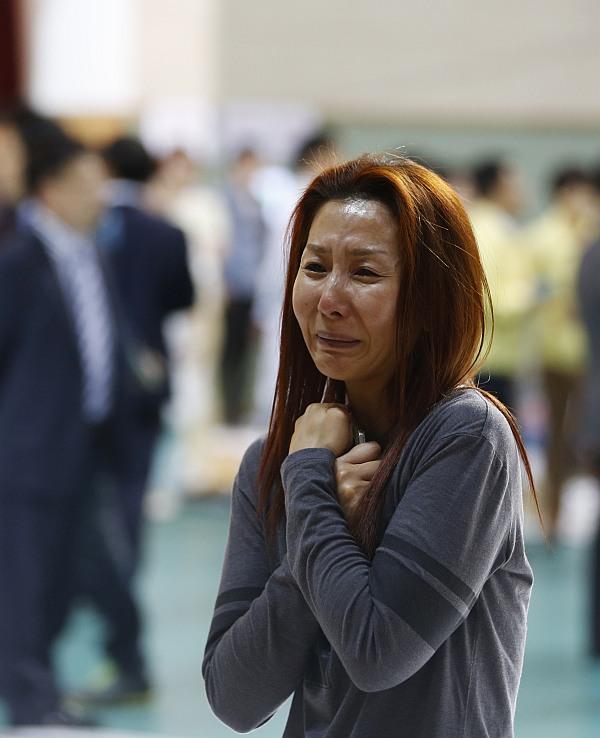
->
<box><xmin>417</xmin><ymin>387</ymin><xmax>517</xmax><ymax>459</ymax></box>
<box><xmin>236</xmin><ymin>436</ymin><xmax>266</xmax><ymax>485</ymax></box>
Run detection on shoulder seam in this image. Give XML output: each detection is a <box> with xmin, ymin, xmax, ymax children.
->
<box><xmin>435</xmin><ymin>430</ymin><xmax>508</xmax><ymax>473</ymax></box>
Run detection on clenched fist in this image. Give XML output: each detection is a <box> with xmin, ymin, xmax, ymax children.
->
<box><xmin>289</xmin><ymin>403</ymin><xmax>353</xmax><ymax>457</ymax></box>
<box><xmin>335</xmin><ymin>442</ymin><xmax>382</xmax><ymax>523</ymax></box>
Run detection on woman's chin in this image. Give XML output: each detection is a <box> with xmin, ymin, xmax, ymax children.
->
<box><xmin>312</xmin><ymin>355</ymin><xmax>352</xmax><ymax>382</ymax></box>
<box><xmin>315</xmin><ymin>365</ymin><xmax>349</xmax><ymax>383</ymax></box>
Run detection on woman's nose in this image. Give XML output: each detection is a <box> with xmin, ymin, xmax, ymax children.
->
<box><xmin>317</xmin><ymin>273</ymin><xmax>348</xmax><ymax>317</ymax></box>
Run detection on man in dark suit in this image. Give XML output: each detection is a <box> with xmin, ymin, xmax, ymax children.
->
<box><xmin>0</xmin><ymin>132</ymin><xmax>125</xmax><ymax>725</ymax></box>
<box><xmin>100</xmin><ymin>136</ymin><xmax>194</xmax><ymax>559</ymax></box>
<box><xmin>72</xmin><ymin>136</ymin><xmax>194</xmax><ymax>703</ymax></box>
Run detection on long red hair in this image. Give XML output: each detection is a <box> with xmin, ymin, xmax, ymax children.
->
<box><xmin>257</xmin><ymin>154</ymin><xmax>539</xmax><ymax>557</ymax></box>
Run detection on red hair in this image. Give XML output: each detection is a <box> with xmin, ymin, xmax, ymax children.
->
<box><xmin>258</xmin><ymin>154</ymin><xmax>539</xmax><ymax>557</ymax></box>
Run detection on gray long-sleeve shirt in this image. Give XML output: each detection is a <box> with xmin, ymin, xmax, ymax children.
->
<box><xmin>203</xmin><ymin>389</ymin><xmax>533</xmax><ymax>737</ymax></box>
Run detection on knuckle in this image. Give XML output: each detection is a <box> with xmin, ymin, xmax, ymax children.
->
<box><xmin>337</xmin><ymin>476</ymin><xmax>350</xmax><ymax>492</ymax></box>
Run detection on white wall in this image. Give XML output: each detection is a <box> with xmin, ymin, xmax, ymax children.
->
<box><xmin>23</xmin><ymin>0</ymin><xmax>600</xmax><ymax>161</ymax></box>
<box><xmin>27</xmin><ymin>0</ymin><xmax>139</xmax><ymax>115</ymax></box>
<box><xmin>219</xmin><ymin>0</ymin><xmax>600</xmax><ymax>124</ymax></box>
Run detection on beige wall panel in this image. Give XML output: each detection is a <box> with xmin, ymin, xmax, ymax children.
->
<box><xmin>220</xmin><ymin>0</ymin><xmax>600</xmax><ymax>123</ymax></box>
<box><xmin>139</xmin><ymin>0</ymin><xmax>218</xmax><ymax>99</ymax></box>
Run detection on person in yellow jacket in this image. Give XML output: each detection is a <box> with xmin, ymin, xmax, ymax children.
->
<box><xmin>469</xmin><ymin>160</ymin><xmax>535</xmax><ymax>413</ymax></box>
<box><xmin>524</xmin><ymin>167</ymin><xmax>599</xmax><ymax>540</ymax></box>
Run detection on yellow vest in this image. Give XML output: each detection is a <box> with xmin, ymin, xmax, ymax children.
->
<box><xmin>523</xmin><ymin>207</ymin><xmax>591</xmax><ymax>373</ymax></box>
<box><xmin>469</xmin><ymin>201</ymin><xmax>535</xmax><ymax>376</ymax></box>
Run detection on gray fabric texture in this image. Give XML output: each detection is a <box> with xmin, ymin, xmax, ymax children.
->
<box><xmin>203</xmin><ymin>389</ymin><xmax>533</xmax><ymax>737</ymax></box>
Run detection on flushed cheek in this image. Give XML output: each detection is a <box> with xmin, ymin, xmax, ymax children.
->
<box><xmin>293</xmin><ymin>281</ymin><xmax>319</xmax><ymax>318</ymax></box>
<box><xmin>292</xmin><ymin>284</ymin><xmax>314</xmax><ymax>340</ymax></box>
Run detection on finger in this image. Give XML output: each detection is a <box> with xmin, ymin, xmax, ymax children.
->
<box><xmin>321</xmin><ymin>403</ymin><xmax>351</xmax><ymax>416</ymax></box>
<box><xmin>338</xmin><ymin>441</ymin><xmax>381</xmax><ymax>464</ymax></box>
<box><xmin>304</xmin><ymin>403</ymin><xmax>350</xmax><ymax>421</ymax></box>
<box><xmin>357</xmin><ymin>460</ymin><xmax>381</xmax><ymax>480</ymax></box>
<box><xmin>337</xmin><ymin>478</ymin><xmax>368</xmax><ymax>497</ymax></box>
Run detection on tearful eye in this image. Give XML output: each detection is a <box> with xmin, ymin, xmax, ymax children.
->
<box><xmin>303</xmin><ymin>262</ymin><xmax>326</xmax><ymax>273</ymax></box>
<box><xmin>355</xmin><ymin>268</ymin><xmax>379</xmax><ymax>278</ymax></box>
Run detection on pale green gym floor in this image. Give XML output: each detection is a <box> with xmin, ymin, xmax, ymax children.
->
<box><xmin>2</xmin><ymin>496</ymin><xmax>600</xmax><ymax>736</ymax></box>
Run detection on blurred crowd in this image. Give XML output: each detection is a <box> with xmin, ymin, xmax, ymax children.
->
<box><xmin>1</xmin><ymin>104</ymin><xmax>600</xmax><ymax>726</ymax></box>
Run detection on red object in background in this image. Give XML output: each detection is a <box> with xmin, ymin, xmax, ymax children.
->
<box><xmin>0</xmin><ymin>0</ymin><xmax>23</xmax><ymax>104</ymax></box>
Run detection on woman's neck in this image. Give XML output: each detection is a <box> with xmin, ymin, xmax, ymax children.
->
<box><xmin>345</xmin><ymin>381</ymin><xmax>394</xmax><ymax>445</ymax></box>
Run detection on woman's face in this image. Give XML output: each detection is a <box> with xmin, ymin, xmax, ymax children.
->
<box><xmin>292</xmin><ymin>198</ymin><xmax>401</xmax><ymax>395</ymax></box>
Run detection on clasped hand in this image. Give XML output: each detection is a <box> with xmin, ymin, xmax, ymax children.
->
<box><xmin>289</xmin><ymin>403</ymin><xmax>381</xmax><ymax>522</ymax></box>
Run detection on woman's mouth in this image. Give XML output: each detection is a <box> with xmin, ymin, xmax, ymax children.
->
<box><xmin>316</xmin><ymin>333</ymin><xmax>360</xmax><ymax>349</ymax></box>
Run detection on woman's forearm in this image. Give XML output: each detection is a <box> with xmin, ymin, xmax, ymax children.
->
<box><xmin>203</xmin><ymin>556</ymin><xmax>320</xmax><ymax>731</ymax></box>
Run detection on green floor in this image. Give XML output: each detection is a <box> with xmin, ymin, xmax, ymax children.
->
<box><xmin>4</xmin><ymin>497</ymin><xmax>600</xmax><ymax>736</ymax></box>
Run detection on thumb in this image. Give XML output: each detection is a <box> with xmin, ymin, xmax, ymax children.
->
<box><xmin>338</xmin><ymin>441</ymin><xmax>381</xmax><ymax>465</ymax></box>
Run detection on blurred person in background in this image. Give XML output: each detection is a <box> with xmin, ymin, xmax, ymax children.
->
<box><xmin>0</xmin><ymin>109</ymin><xmax>26</xmax><ymax>238</ymax></box>
<box><xmin>102</xmin><ymin>134</ymin><xmax>158</xmax><ymax>210</ymax></box>
<box><xmin>143</xmin><ymin>148</ymin><xmax>197</xmax><ymax>217</ymax></box>
<box><xmin>100</xmin><ymin>134</ymin><xmax>194</xmax><ymax>552</ymax></box>
<box><xmin>0</xmin><ymin>131</ymin><xmax>125</xmax><ymax>726</ymax></box>
<box><xmin>74</xmin><ymin>135</ymin><xmax>195</xmax><ymax>704</ymax></box>
<box><xmin>468</xmin><ymin>158</ymin><xmax>534</xmax><ymax>413</ymax></box>
<box><xmin>203</xmin><ymin>154</ymin><xmax>534</xmax><ymax>738</ymax></box>
<box><xmin>445</xmin><ymin>166</ymin><xmax>475</xmax><ymax>207</ymax></box>
<box><xmin>141</xmin><ymin>148</ymin><xmax>230</xmax><ymax>497</ymax></box>
<box><xmin>576</xmin><ymin>173</ymin><xmax>600</xmax><ymax>657</ymax></box>
<box><xmin>252</xmin><ymin>131</ymin><xmax>337</xmax><ymax>426</ymax></box>
<box><xmin>411</xmin><ymin>155</ymin><xmax>474</xmax><ymax>207</ymax></box>
<box><xmin>219</xmin><ymin>147</ymin><xmax>265</xmax><ymax>424</ymax></box>
<box><xmin>524</xmin><ymin>167</ymin><xmax>598</xmax><ymax>541</ymax></box>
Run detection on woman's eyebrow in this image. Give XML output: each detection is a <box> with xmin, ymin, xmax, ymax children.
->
<box><xmin>305</xmin><ymin>243</ymin><xmax>389</xmax><ymax>257</ymax></box>
<box><xmin>304</xmin><ymin>243</ymin><xmax>328</xmax><ymax>254</ymax></box>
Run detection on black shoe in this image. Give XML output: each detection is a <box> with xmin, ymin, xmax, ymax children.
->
<box><xmin>70</xmin><ymin>671</ymin><xmax>152</xmax><ymax>706</ymax></box>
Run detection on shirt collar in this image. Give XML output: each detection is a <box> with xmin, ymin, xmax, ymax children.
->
<box><xmin>104</xmin><ymin>179</ymin><xmax>142</xmax><ymax>208</ymax></box>
<box><xmin>22</xmin><ymin>201</ymin><xmax>94</xmax><ymax>259</ymax></box>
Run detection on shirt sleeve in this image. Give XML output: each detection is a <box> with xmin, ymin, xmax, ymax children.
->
<box><xmin>159</xmin><ymin>226</ymin><xmax>195</xmax><ymax>313</ymax></box>
<box><xmin>282</xmin><ymin>430</ymin><xmax>513</xmax><ymax>693</ymax></box>
<box><xmin>202</xmin><ymin>441</ymin><xmax>321</xmax><ymax>733</ymax></box>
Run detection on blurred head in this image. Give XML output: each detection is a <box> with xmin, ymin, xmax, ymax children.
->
<box><xmin>294</xmin><ymin>131</ymin><xmax>337</xmax><ymax>176</ymax></box>
<box><xmin>102</xmin><ymin>136</ymin><xmax>157</xmax><ymax>183</ymax></box>
<box><xmin>28</xmin><ymin>134</ymin><xmax>106</xmax><ymax>232</ymax></box>
<box><xmin>444</xmin><ymin>168</ymin><xmax>475</xmax><ymax>206</ymax></box>
<box><xmin>550</xmin><ymin>166</ymin><xmax>597</xmax><ymax>223</ymax></box>
<box><xmin>156</xmin><ymin>149</ymin><xmax>197</xmax><ymax>189</ymax></box>
<box><xmin>230</xmin><ymin>147</ymin><xmax>260</xmax><ymax>186</ymax></box>
<box><xmin>472</xmin><ymin>159</ymin><xmax>523</xmax><ymax>215</ymax></box>
<box><xmin>0</xmin><ymin>116</ymin><xmax>26</xmax><ymax>205</ymax></box>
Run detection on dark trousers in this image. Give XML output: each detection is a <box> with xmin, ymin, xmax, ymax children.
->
<box><xmin>0</xmin><ymin>496</ymin><xmax>85</xmax><ymax>723</ymax></box>
<box><xmin>0</xmin><ymin>421</ymin><xmax>118</xmax><ymax>724</ymax></box>
<box><xmin>119</xmin><ymin>421</ymin><xmax>159</xmax><ymax>564</ymax></box>
<box><xmin>76</xmin><ymin>485</ymin><xmax>143</xmax><ymax>674</ymax></box>
<box><xmin>75</xmin><ymin>421</ymin><xmax>158</xmax><ymax>674</ymax></box>
<box><xmin>540</xmin><ymin>368</ymin><xmax>581</xmax><ymax>537</ymax></box>
<box><xmin>219</xmin><ymin>297</ymin><xmax>254</xmax><ymax>424</ymax></box>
